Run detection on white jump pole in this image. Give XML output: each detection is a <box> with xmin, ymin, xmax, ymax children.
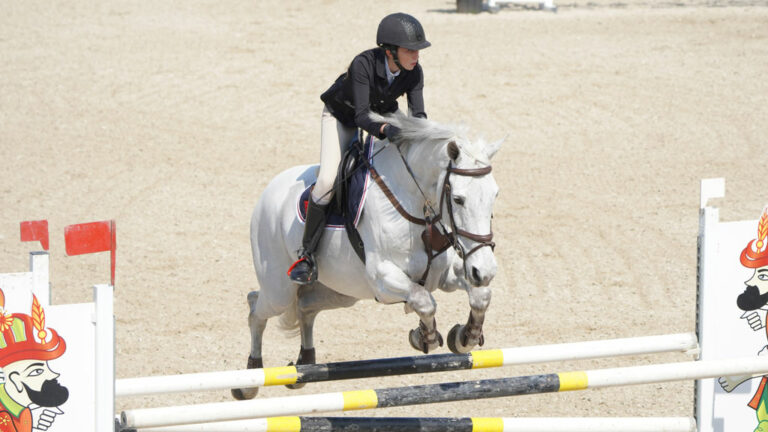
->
<box><xmin>493</xmin><ymin>331</ymin><xmax>697</xmax><ymax>365</ymax></box>
<box><xmin>133</xmin><ymin>416</ymin><xmax>696</xmax><ymax>432</ymax></box>
<box><xmin>116</xmin><ymin>332</ymin><xmax>698</xmax><ymax>397</ymax></box>
<box><xmin>121</xmin><ymin>356</ymin><xmax>766</xmax><ymax>429</ymax></box>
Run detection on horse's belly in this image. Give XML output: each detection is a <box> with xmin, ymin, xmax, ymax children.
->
<box><xmin>320</xmin><ymin>270</ymin><xmax>376</xmax><ymax>300</ymax></box>
<box><xmin>315</xmin><ymin>230</ymin><xmax>376</xmax><ymax>300</ymax></box>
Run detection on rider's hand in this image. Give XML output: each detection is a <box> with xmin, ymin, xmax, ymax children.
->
<box><xmin>384</xmin><ymin>124</ymin><xmax>401</xmax><ymax>141</ymax></box>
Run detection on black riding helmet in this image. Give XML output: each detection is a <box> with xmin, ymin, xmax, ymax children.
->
<box><xmin>377</xmin><ymin>13</ymin><xmax>431</xmax><ymax>50</ymax></box>
<box><xmin>377</xmin><ymin>13</ymin><xmax>431</xmax><ymax>58</ymax></box>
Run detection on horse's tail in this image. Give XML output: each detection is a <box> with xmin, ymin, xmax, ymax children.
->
<box><xmin>277</xmin><ymin>298</ymin><xmax>300</xmax><ymax>336</ymax></box>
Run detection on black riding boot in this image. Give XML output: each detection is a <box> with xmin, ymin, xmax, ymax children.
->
<box><xmin>289</xmin><ymin>195</ymin><xmax>329</xmax><ymax>284</ymax></box>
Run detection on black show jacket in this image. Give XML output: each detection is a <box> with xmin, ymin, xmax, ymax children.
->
<box><xmin>320</xmin><ymin>48</ymin><xmax>426</xmax><ymax>139</ymax></box>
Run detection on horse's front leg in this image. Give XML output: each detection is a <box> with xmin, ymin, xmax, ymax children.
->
<box><xmin>448</xmin><ymin>280</ymin><xmax>491</xmax><ymax>354</ymax></box>
<box><xmin>374</xmin><ymin>261</ymin><xmax>443</xmax><ymax>354</ymax></box>
<box><xmin>406</xmin><ymin>287</ymin><xmax>444</xmax><ymax>354</ymax></box>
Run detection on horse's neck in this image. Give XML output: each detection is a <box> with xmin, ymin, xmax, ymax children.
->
<box><xmin>372</xmin><ymin>140</ymin><xmax>442</xmax><ymax>216</ymax></box>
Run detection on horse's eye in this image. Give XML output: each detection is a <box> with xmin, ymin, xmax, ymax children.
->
<box><xmin>453</xmin><ymin>196</ymin><xmax>465</xmax><ymax>206</ymax></box>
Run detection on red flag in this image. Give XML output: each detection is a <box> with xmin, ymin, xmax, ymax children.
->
<box><xmin>20</xmin><ymin>220</ymin><xmax>49</xmax><ymax>251</ymax></box>
<box><xmin>64</xmin><ymin>220</ymin><xmax>116</xmax><ymax>286</ymax></box>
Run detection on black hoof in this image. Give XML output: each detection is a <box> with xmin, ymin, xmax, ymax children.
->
<box><xmin>231</xmin><ymin>356</ymin><xmax>263</xmax><ymax>400</ymax></box>
<box><xmin>285</xmin><ymin>361</ymin><xmax>306</xmax><ymax>390</ymax></box>
<box><xmin>447</xmin><ymin>324</ymin><xmax>461</xmax><ymax>354</ymax></box>
<box><xmin>247</xmin><ymin>356</ymin><xmax>264</xmax><ymax>369</ymax></box>
<box><xmin>447</xmin><ymin>324</ymin><xmax>484</xmax><ymax>354</ymax></box>
<box><xmin>285</xmin><ymin>347</ymin><xmax>316</xmax><ymax>390</ymax></box>
<box><xmin>230</xmin><ymin>387</ymin><xmax>253</xmax><ymax>400</ymax></box>
<box><xmin>409</xmin><ymin>327</ymin><xmax>443</xmax><ymax>354</ymax></box>
<box><xmin>409</xmin><ymin>328</ymin><xmax>428</xmax><ymax>353</ymax></box>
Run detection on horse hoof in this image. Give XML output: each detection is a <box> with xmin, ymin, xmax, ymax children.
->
<box><xmin>231</xmin><ymin>387</ymin><xmax>258</xmax><ymax>400</ymax></box>
<box><xmin>409</xmin><ymin>328</ymin><xmax>426</xmax><ymax>353</ymax></box>
<box><xmin>409</xmin><ymin>327</ymin><xmax>442</xmax><ymax>354</ymax></box>
<box><xmin>231</xmin><ymin>355</ymin><xmax>263</xmax><ymax>399</ymax></box>
<box><xmin>447</xmin><ymin>324</ymin><xmax>461</xmax><ymax>354</ymax></box>
<box><xmin>284</xmin><ymin>361</ymin><xmax>307</xmax><ymax>390</ymax></box>
<box><xmin>447</xmin><ymin>324</ymin><xmax>474</xmax><ymax>354</ymax></box>
<box><xmin>285</xmin><ymin>347</ymin><xmax>315</xmax><ymax>390</ymax></box>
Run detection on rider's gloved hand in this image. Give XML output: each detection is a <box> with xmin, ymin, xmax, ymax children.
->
<box><xmin>384</xmin><ymin>124</ymin><xmax>401</xmax><ymax>141</ymax></box>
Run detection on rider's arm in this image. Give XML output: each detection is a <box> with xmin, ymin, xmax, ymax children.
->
<box><xmin>406</xmin><ymin>65</ymin><xmax>427</xmax><ymax>119</ymax></box>
<box><xmin>349</xmin><ymin>55</ymin><xmax>387</xmax><ymax>139</ymax></box>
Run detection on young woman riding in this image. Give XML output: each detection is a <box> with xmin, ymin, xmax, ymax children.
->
<box><xmin>288</xmin><ymin>12</ymin><xmax>432</xmax><ymax>284</ymax></box>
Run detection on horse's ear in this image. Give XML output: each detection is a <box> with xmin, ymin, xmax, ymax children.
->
<box><xmin>486</xmin><ymin>138</ymin><xmax>503</xmax><ymax>160</ymax></box>
<box><xmin>447</xmin><ymin>141</ymin><xmax>460</xmax><ymax>161</ymax></box>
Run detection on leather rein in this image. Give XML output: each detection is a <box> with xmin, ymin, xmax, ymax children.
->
<box><xmin>367</xmin><ymin>158</ymin><xmax>495</xmax><ymax>286</ymax></box>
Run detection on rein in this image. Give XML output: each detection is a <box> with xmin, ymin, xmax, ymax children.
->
<box><xmin>366</xmin><ymin>145</ymin><xmax>495</xmax><ymax>286</ymax></box>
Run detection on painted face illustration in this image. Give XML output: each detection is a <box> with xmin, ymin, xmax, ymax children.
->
<box><xmin>4</xmin><ymin>359</ymin><xmax>69</xmax><ymax>408</ymax></box>
<box><xmin>737</xmin><ymin>267</ymin><xmax>768</xmax><ymax>311</ymax></box>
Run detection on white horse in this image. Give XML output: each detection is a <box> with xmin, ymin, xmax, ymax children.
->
<box><xmin>233</xmin><ymin>113</ymin><xmax>500</xmax><ymax>400</ymax></box>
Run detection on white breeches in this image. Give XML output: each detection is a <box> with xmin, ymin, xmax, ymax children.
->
<box><xmin>312</xmin><ymin>106</ymin><xmax>358</xmax><ymax>205</ymax></box>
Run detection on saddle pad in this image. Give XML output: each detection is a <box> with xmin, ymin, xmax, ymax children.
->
<box><xmin>296</xmin><ymin>135</ymin><xmax>374</xmax><ymax>229</ymax></box>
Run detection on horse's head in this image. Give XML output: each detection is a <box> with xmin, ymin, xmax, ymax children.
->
<box><xmin>439</xmin><ymin>136</ymin><xmax>500</xmax><ymax>287</ymax></box>
<box><xmin>373</xmin><ymin>113</ymin><xmax>501</xmax><ymax>288</ymax></box>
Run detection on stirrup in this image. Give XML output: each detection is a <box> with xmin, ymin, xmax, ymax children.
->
<box><xmin>288</xmin><ymin>255</ymin><xmax>317</xmax><ymax>284</ymax></box>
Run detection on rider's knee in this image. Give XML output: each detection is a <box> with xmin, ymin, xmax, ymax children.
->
<box><xmin>311</xmin><ymin>179</ymin><xmax>334</xmax><ymax>204</ymax></box>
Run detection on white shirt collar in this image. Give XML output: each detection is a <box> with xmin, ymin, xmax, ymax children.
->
<box><xmin>385</xmin><ymin>62</ymin><xmax>400</xmax><ymax>86</ymax></box>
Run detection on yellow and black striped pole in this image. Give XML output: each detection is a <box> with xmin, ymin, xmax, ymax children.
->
<box><xmin>123</xmin><ymin>371</ymin><xmax>588</xmax><ymax>428</ymax></box>
<box><xmin>117</xmin><ymin>333</ymin><xmax>697</xmax><ymax>397</ymax></box>
<box><xmin>121</xmin><ymin>356</ymin><xmax>768</xmax><ymax>429</ymax></box>
<box><xmin>128</xmin><ymin>416</ymin><xmax>697</xmax><ymax>432</ymax></box>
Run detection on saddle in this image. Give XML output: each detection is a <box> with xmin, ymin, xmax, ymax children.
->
<box><xmin>297</xmin><ymin>133</ymin><xmax>372</xmax><ymax>262</ymax></box>
<box><xmin>297</xmin><ymin>133</ymin><xmax>457</xmax><ymax>282</ymax></box>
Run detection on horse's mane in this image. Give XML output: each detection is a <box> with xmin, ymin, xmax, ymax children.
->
<box><xmin>370</xmin><ymin>112</ymin><xmax>486</xmax><ymax>167</ymax></box>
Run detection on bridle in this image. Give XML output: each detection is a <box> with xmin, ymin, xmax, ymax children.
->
<box><xmin>441</xmin><ymin>163</ymin><xmax>496</xmax><ymax>259</ymax></box>
<box><xmin>367</xmin><ymin>144</ymin><xmax>495</xmax><ymax>285</ymax></box>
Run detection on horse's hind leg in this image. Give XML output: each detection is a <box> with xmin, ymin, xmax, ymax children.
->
<box><xmin>231</xmin><ymin>290</ymin><xmax>268</xmax><ymax>400</ymax></box>
<box><xmin>448</xmin><ymin>285</ymin><xmax>491</xmax><ymax>354</ymax></box>
<box><xmin>285</xmin><ymin>283</ymin><xmax>357</xmax><ymax>390</ymax></box>
<box><xmin>284</xmin><ymin>285</ymin><xmax>317</xmax><ymax>390</ymax></box>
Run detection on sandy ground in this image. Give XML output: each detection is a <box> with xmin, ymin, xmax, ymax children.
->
<box><xmin>2</xmin><ymin>0</ymin><xmax>768</xmax><ymax>424</ymax></box>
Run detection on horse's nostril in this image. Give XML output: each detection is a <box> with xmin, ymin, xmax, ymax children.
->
<box><xmin>472</xmin><ymin>267</ymin><xmax>481</xmax><ymax>283</ymax></box>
